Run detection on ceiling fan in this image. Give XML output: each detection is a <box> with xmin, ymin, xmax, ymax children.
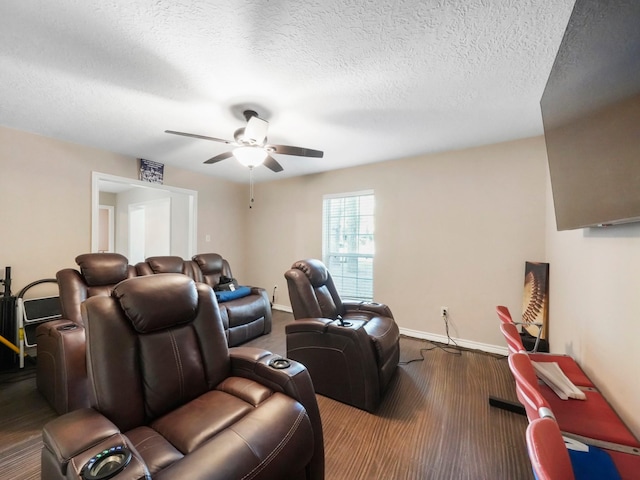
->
<box><xmin>165</xmin><ymin>110</ymin><xmax>324</xmax><ymax>173</ymax></box>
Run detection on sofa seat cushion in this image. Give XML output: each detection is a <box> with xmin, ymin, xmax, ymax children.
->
<box><xmin>152</xmin><ymin>390</ymin><xmax>314</xmax><ymax>480</ymax></box>
<box><xmin>125</xmin><ymin>426</ymin><xmax>184</xmax><ymax>475</ymax></box>
<box><xmin>215</xmin><ymin>286</ymin><xmax>252</xmax><ymax>302</ymax></box>
<box><xmin>224</xmin><ymin>295</ymin><xmax>267</xmax><ymax>328</ymax></box>
<box><xmin>150</xmin><ymin>390</ymin><xmax>251</xmax><ymax>454</ymax></box>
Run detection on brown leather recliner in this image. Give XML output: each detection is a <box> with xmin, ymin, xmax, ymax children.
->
<box><xmin>36</xmin><ymin>253</ymin><xmax>137</xmax><ymax>415</ymax></box>
<box><xmin>134</xmin><ymin>255</ymin><xmax>201</xmax><ymax>279</ymax></box>
<box><xmin>284</xmin><ymin>259</ymin><xmax>400</xmax><ymax>412</ymax></box>
<box><xmin>41</xmin><ymin>274</ymin><xmax>324</xmax><ymax>480</ymax></box>
<box><xmin>192</xmin><ymin>253</ymin><xmax>272</xmax><ymax>347</ymax></box>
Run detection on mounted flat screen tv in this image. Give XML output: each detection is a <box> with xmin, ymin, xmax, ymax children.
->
<box><xmin>541</xmin><ymin>0</ymin><xmax>640</xmax><ymax>230</ymax></box>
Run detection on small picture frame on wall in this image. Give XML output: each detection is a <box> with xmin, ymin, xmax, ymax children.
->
<box><xmin>139</xmin><ymin>159</ymin><xmax>164</xmax><ymax>184</ymax></box>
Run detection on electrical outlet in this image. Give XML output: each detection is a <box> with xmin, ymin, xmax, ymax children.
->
<box><xmin>440</xmin><ymin>306</ymin><xmax>448</xmax><ymax>317</ymax></box>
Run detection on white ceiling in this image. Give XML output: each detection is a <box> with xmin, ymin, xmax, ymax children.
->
<box><xmin>0</xmin><ymin>0</ymin><xmax>576</xmax><ymax>184</ymax></box>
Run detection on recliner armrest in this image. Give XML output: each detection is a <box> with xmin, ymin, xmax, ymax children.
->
<box><xmin>42</xmin><ymin>408</ymin><xmax>119</xmax><ymax>465</ymax></box>
<box><xmin>42</xmin><ymin>409</ymin><xmax>150</xmax><ymax>480</ymax></box>
<box><xmin>285</xmin><ymin>318</ymin><xmax>333</xmax><ymax>334</ymax></box>
<box><xmin>228</xmin><ymin>346</ymin><xmax>325</xmax><ymax>480</ymax></box>
<box><xmin>228</xmin><ymin>347</ymin><xmax>318</xmax><ymax>403</ymax></box>
<box><xmin>36</xmin><ymin>319</ymin><xmax>90</xmax><ymax>414</ymax></box>
<box><xmin>343</xmin><ymin>300</ymin><xmax>393</xmax><ymax>318</ymax></box>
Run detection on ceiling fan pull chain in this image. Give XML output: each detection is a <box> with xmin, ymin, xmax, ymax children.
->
<box><xmin>249</xmin><ymin>167</ymin><xmax>254</xmax><ymax>209</ymax></box>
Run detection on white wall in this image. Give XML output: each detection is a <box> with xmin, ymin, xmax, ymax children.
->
<box><xmin>246</xmin><ymin>136</ymin><xmax>548</xmax><ymax>348</ymax></box>
<box><xmin>545</xmin><ymin>165</ymin><xmax>640</xmax><ymax>437</ymax></box>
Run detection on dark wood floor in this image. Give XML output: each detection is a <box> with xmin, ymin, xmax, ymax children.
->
<box><xmin>0</xmin><ymin>310</ymin><xmax>533</xmax><ymax>479</ymax></box>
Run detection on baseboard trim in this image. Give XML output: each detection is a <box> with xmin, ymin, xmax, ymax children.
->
<box><xmin>272</xmin><ymin>304</ymin><xmax>293</xmax><ymax>313</ymax></box>
<box><xmin>269</xmin><ymin>310</ymin><xmax>507</xmax><ymax>356</ymax></box>
<box><xmin>399</xmin><ymin>327</ymin><xmax>508</xmax><ymax>356</ymax></box>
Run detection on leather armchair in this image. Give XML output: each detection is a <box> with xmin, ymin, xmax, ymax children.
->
<box><xmin>284</xmin><ymin>259</ymin><xmax>400</xmax><ymax>412</ymax></box>
<box><xmin>36</xmin><ymin>253</ymin><xmax>136</xmax><ymax>415</ymax></box>
<box><xmin>192</xmin><ymin>253</ymin><xmax>272</xmax><ymax>347</ymax></box>
<box><xmin>41</xmin><ymin>274</ymin><xmax>324</xmax><ymax>480</ymax></box>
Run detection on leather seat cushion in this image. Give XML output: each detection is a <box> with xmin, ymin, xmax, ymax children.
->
<box><xmin>125</xmin><ymin>426</ymin><xmax>184</xmax><ymax>475</ymax></box>
<box><xmin>151</xmin><ymin>378</ymin><xmax>272</xmax><ymax>453</ymax></box>
<box><xmin>151</xmin><ymin>390</ymin><xmax>314</xmax><ymax>480</ymax></box>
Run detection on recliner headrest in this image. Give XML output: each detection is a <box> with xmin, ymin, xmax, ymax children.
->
<box><xmin>146</xmin><ymin>256</ymin><xmax>185</xmax><ymax>274</ymax></box>
<box><xmin>192</xmin><ymin>253</ymin><xmax>223</xmax><ymax>274</ymax></box>
<box><xmin>113</xmin><ymin>274</ymin><xmax>198</xmax><ymax>333</ymax></box>
<box><xmin>76</xmin><ymin>253</ymin><xmax>130</xmax><ymax>286</ymax></box>
<box><xmin>292</xmin><ymin>259</ymin><xmax>329</xmax><ymax>287</ymax></box>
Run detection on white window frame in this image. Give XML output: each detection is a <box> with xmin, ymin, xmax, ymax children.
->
<box><xmin>322</xmin><ymin>190</ymin><xmax>375</xmax><ymax>301</ymax></box>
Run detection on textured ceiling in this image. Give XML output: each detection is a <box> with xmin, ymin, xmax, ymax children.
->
<box><xmin>0</xmin><ymin>0</ymin><xmax>576</xmax><ymax>183</ymax></box>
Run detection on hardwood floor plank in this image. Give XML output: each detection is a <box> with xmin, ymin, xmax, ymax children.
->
<box><xmin>0</xmin><ymin>310</ymin><xmax>533</xmax><ymax>479</ymax></box>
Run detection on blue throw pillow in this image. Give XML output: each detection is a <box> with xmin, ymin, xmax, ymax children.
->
<box><xmin>564</xmin><ymin>436</ymin><xmax>621</xmax><ymax>480</ymax></box>
<box><xmin>215</xmin><ymin>286</ymin><xmax>252</xmax><ymax>302</ymax></box>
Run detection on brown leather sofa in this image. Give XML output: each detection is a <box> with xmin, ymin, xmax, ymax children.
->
<box><xmin>41</xmin><ymin>274</ymin><xmax>324</xmax><ymax>480</ymax></box>
<box><xmin>135</xmin><ymin>254</ymin><xmax>273</xmax><ymax>347</ymax></box>
<box><xmin>136</xmin><ymin>254</ymin><xmax>272</xmax><ymax>347</ymax></box>
<box><xmin>191</xmin><ymin>253</ymin><xmax>272</xmax><ymax>347</ymax></box>
<box><xmin>284</xmin><ymin>259</ymin><xmax>400</xmax><ymax>412</ymax></box>
<box><xmin>134</xmin><ymin>255</ymin><xmax>201</xmax><ymax>279</ymax></box>
<box><xmin>36</xmin><ymin>253</ymin><xmax>136</xmax><ymax>415</ymax></box>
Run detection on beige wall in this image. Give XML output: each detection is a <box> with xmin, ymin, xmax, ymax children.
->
<box><xmin>545</xmin><ymin>166</ymin><xmax>640</xmax><ymax>437</ymax></box>
<box><xmin>246</xmin><ymin>136</ymin><xmax>548</xmax><ymax>348</ymax></box>
<box><xmin>0</xmin><ymin>126</ymin><xmax>247</xmax><ymax>295</ymax></box>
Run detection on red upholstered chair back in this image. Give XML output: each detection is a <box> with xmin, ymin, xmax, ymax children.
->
<box><xmin>496</xmin><ymin>305</ymin><xmax>514</xmax><ymax>324</ymax></box>
<box><xmin>285</xmin><ymin>259</ymin><xmax>343</xmax><ymax>320</ymax></box>
<box><xmin>83</xmin><ymin>274</ymin><xmax>229</xmax><ymax>431</ymax></box>
<box><xmin>500</xmin><ymin>322</ymin><xmax>526</xmax><ymax>355</ymax></box>
<box><xmin>191</xmin><ymin>253</ymin><xmax>233</xmax><ymax>288</ymax></box>
<box><xmin>56</xmin><ymin>253</ymin><xmax>136</xmax><ymax>325</ymax></box>
<box><xmin>508</xmin><ymin>352</ymin><xmax>554</xmax><ymax>422</ymax></box>
<box><xmin>526</xmin><ymin>417</ymin><xmax>576</xmax><ymax>480</ymax></box>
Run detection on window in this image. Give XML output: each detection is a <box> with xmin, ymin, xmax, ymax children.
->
<box><xmin>322</xmin><ymin>190</ymin><xmax>374</xmax><ymax>301</ymax></box>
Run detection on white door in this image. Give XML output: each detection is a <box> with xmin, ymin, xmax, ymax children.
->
<box><xmin>128</xmin><ymin>197</ymin><xmax>171</xmax><ymax>264</ymax></box>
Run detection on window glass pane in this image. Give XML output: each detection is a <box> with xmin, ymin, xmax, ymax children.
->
<box><xmin>322</xmin><ymin>192</ymin><xmax>374</xmax><ymax>301</ymax></box>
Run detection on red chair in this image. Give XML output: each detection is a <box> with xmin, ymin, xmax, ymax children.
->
<box><xmin>509</xmin><ymin>352</ymin><xmax>640</xmax><ymax>479</ymax></box>
<box><xmin>491</xmin><ymin>308</ymin><xmax>593</xmax><ymax>416</ymax></box>
<box><xmin>526</xmin><ymin>417</ymin><xmax>576</xmax><ymax>480</ymax></box>
<box><xmin>500</xmin><ymin>322</ymin><xmax>594</xmax><ymax>387</ymax></box>
<box><xmin>496</xmin><ymin>304</ymin><xmax>545</xmax><ymax>352</ymax></box>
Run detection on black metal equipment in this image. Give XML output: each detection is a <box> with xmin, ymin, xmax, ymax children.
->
<box><xmin>1</xmin><ymin>266</ymin><xmax>18</xmax><ymax>371</ymax></box>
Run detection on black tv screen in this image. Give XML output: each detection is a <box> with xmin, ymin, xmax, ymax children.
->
<box><xmin>541</xmin><ymin>0</ymin><xmax>640</xmax><ymax>230</ymax></box>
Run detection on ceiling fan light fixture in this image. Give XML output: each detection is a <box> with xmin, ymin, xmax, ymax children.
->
<box><xmin>234</xmin><ymin>146</ymin><xmax>267</xmax><ymax>168</ymax></box>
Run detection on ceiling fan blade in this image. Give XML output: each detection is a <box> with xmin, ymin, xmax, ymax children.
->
<box><xmin>204</xmin><ymin>151</ymin><xmax>235</xmax><ymax>164</ymax></box>
<box><xmin>266</xmin><ymin>144</ymin><xmax>324</xmax><ymax>158</ymax></box>
<box><xmin>166</xmin><ymin>130</ymin><xmax>232</xmax><ymax>144</ymax></box>
<box><xmin>244</xmin><ymin>115</ymin><xmax>269</xmax><ymax>145</ymax></box>
<box><xmin>263</xmin><ymin>155</ymin><xmax>283</xmax><ymax>173</ymax></box>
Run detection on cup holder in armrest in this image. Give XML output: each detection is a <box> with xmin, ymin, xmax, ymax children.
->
<box><xmin>57</xmin><ymin>324</ymin><xmax>78</xmax><ymax>331</ymax></box>
<box><xmin>269</xmin><ymin>358</ymin><xmax>291</xmax><ymax>369</ymax></box>
<box><xmin>81</xmin><ymin>445</ymin><xmax>132</xmax><ymax>480</ymax></box>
